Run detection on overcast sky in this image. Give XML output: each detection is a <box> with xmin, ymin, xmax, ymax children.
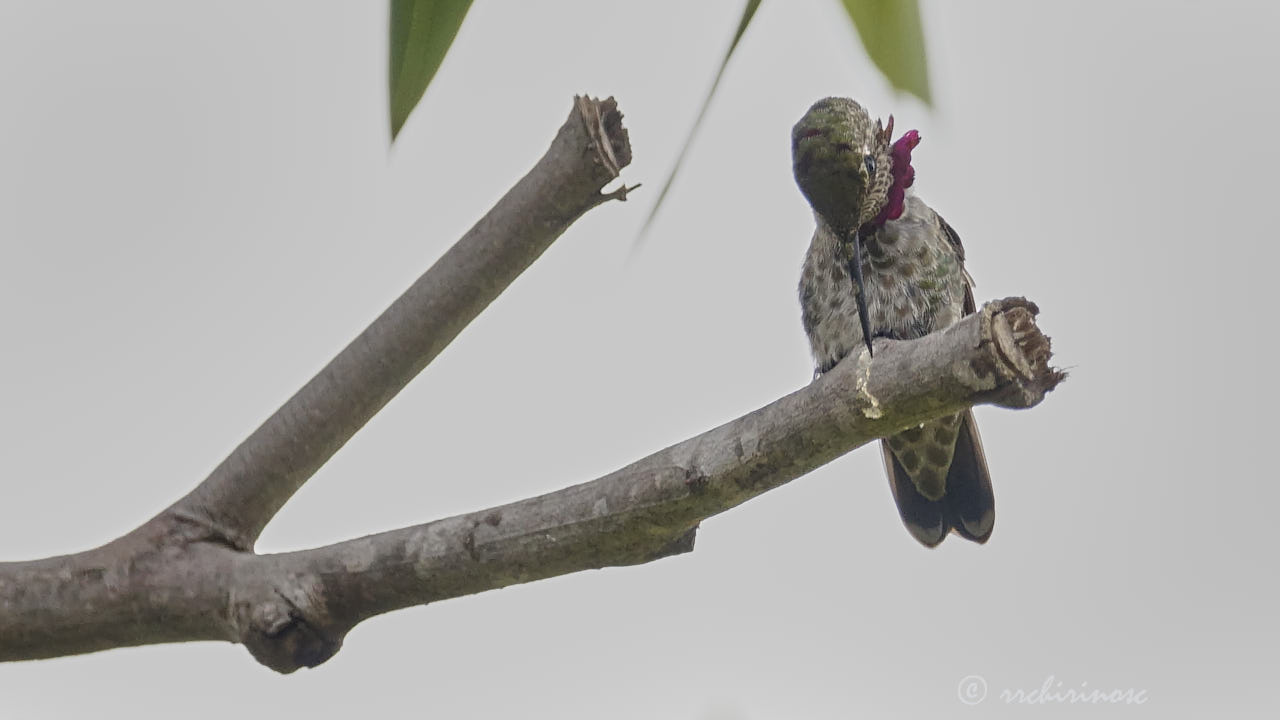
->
<box><xmin>2</xmin><ymin>1</ymin><xmax>1278</xmax><ymax>717</ymax></box>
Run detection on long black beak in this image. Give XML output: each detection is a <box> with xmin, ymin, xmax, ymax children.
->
<box><xmin>848</xmin><ymin>227</ymin><xmax>875</xmax><ymax>356</ymax></box>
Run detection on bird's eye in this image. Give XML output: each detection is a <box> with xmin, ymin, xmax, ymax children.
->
<box><xmin>864</xmin><ymin>156</ymin><xmax>877</xmax><ymax>177</ymax></box>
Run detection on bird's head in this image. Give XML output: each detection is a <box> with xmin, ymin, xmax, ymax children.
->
<box><xmin>791</xmin><ymin>97</ymin><xmax>920</xmax><ymax>236</ymax></box>
<box><xmin>792</xmin><ymin>97</ymin><xmax>921</xmax><ymax>357</ymax></box>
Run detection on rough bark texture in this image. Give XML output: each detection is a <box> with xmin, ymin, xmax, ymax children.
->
<box><xmin>173</xmin><ymin>96</ymin><xmax>634</xmax><ymax>552</ymax></box>
<box><xmin>0</xmin><ymin>96</ymin><xmax>1064</xmax><ymax>674</ymax></box>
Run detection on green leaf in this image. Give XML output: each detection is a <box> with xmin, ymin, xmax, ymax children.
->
<box><xmin>633</xmin><ymin>0</ymin><xmax>761</xmax><ymax>250</ymax></box>
<box><xmin>840</xmin><ymin>0</ymin><xmax>931</xmax><ymax>104</ymax></box>
<box><xmin>388</xmin><ymin>0</ymin><xmax>474</xmax><ymax>141</ymax></box>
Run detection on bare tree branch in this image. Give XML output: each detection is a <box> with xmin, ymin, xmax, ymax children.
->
<box><xmin>0</xmin><ymin>290</ymin><xmax>1061</xmax><ymax>672</ymax></box>
<box><xmin>0</xmin><ymin>91</ymin><xmax>1065</xmax><ymax>674</ymax></box>
<box><xmin>169</xmin><ymin>96</ymin><xmax>635</xmax><ymax>551</ymax></box>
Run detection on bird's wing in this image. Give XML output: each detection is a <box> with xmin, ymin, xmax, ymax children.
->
<box><xmin>934</xmin><ymin>210</ymin><xmax>976</xmax><ymax>315</ymax></box>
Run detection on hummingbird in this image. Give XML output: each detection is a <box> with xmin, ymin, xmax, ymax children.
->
<box><xmin>792</xmin><ymin>97</ymin><xmax>994</xmax><ymax>547</ymax></box>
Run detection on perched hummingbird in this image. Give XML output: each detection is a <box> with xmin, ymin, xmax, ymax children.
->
<box><xmin>792</xmin><ymin>97</ymin><xmax>994</xmax><ymax>547</ymax></box>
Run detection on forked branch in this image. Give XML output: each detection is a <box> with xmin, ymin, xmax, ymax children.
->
<box><xmin>0</xmin><ymin>96</ymin><xmax>1062</xmax><ymax>673</ymax></box>
<box><xmin>173</xmin><ymin>96</ymin><xmax>635</xmax><ymax>550</ymax></box>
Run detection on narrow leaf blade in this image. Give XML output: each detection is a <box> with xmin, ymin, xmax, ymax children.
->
<box><xmin>840</xmin><ymin>0</ymin><xmax>931</xmax><ymax>104</ymax></box>
<box><xmin>633</xmin><ymin>0</ymin><xmax>762</xmax><ymax>251</ymax></box>
<box><xmin>389</xmin><ymin>0</ymin><xmax>474</xmax><ymax>140</ymax></box>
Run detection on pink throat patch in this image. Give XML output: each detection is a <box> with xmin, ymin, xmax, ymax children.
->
<box><xmin>868</xmin><ymin>129</ymin><xmax>921</xmax><ymax>229</ymax></box>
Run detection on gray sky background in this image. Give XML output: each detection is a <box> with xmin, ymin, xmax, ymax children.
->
<box><xmin>2</xmin><ymin>1</ymin><xmax>1278</xmax><ymax>717</ymax></box>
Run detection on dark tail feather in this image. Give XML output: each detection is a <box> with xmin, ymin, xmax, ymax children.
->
<box><xmin>883</xmin><ymin>444</ymin><xmax>947</xmax><ymax>547</ymax></box>
<box><xmin>882</xmin><ymin>410</ymin><xmax>994</xmax><ymax>547</ymax></box>
<box><xmin>944</xmin><ymin>410</ymin><xmax>995</xmax><ymax>543</ymax></box>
